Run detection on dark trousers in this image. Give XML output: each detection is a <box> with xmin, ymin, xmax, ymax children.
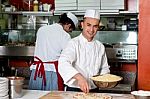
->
<box><xmin>66</xmin><ymin>86</ymin><xmax>99</xmax><ymax>93</ymax></box>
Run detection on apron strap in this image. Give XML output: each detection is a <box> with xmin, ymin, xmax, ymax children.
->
<box><xmin>53</xmin><ymin>61</ymin><xmax>64</xmax><ymax>91</ymax></box>
<box><xmin>30</xmin><ymin>56</ymin><xmax>64</xmax><ymax>91</ymax></box>
<box><xmin>31</xmin><ymin>56</ymin><xmax>47</xmax><ymax>87</ymax></box>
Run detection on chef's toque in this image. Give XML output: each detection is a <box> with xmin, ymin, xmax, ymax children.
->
<box><xmin>84</xmin><ymin>9</ymin><xmax>100</xmax><ymax>20</ymax></box>
<box><xmin>67</xmin><ymin>12</ymin><xmax>78</xmax><ymax>28</ymax></box>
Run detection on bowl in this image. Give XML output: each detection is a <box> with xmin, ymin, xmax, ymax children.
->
<box><xmin>90</xmin><ymin>74</ymin><xmax>122</xmax><ymax>88</ymax></box>
<box><xmin>131</xmin><ymin>90</ymin><xmax>150</xmax><ymax>99</ymax></box>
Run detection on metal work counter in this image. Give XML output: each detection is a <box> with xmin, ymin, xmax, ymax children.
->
<box><xmin>16</xmin><ymin>90</ymin><xmax>135</xmax><ymax>99</ymax></box>
<box><xmin>0</xmin><ymin>46</ymin><xmax>35</xmax><ymax>57</ymax></box>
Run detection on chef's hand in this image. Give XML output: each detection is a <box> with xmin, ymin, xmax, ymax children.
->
<box><xmin>73</xmin><ymin>73</ymin><xmax>89</xmax><ymax>93</ymax></box>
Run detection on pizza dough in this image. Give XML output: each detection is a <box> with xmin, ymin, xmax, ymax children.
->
<box><xmin>40</xmin><ymin>92</ymin><xmax>112</xmax><ymax>99</ymax></box>
<box><xmin>91</xmin><ymin>74</ymin><xmax>122</xmax><ymax>82</ymax></box>
<box><xmin>72</xmin><ymin>93</ymin><xmax>112</xmax><ymax>99</ymax></box>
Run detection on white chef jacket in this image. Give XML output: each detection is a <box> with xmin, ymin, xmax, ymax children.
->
<box><xmin>58</xmin><ymin>34</ymin><xmax>110</xmax><ymax>89</ymax></box>
<box><xmin>30</xmin><ymin>23</ymin><xmax>71</xmax><ymax>72</ymax></box>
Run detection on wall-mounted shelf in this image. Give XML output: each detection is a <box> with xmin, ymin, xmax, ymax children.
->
<box><xmin>0</xmin><ymin>11</ymin><xmax>54</xmax><ymax>16</ymax></box>
<box><xmin>0</xmin><ymin>10</ymin><xmax>138</xmax><ymax>16</ymax></box>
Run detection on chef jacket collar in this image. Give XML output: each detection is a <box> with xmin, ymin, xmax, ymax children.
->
<box><xmin>80</xmin><ymin>33</ymin><xmax>95</xmax><ymax>43</ymax></box>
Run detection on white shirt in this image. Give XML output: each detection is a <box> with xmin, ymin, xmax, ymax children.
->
<box><xmin>30</xmin><ymin>23</ymin><xmax>71</xmax><ymax>71</ymax></box>
<box><xmin>58</xmin><ymin>34</ymin><xmax>110</xmax><ymax>89</ymax></box>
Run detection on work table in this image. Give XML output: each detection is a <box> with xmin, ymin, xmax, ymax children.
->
<box><xmin>15</xmin><ymin>90</ymin><xmax>135</xmax><ymax>99</ymax></box>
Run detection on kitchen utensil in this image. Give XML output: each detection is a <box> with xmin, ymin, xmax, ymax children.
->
<box><xmin>7</xmin><ymin>76</ymin><xmax>24</xmax><ymax>99</ymax></box>
<box><xmin>43</xmin><ymin>3</ymin><xmax>51</xmax><ymax>12</ymax></box>
<box><xmin>131</xmin><ymin>90</ymin><xmax>150</xmax><ymax>99</ymax></box>
<box><xmin>90</xmin><ymin>74</ymin><xmax>122</xmax><ymax>88</ymax></box>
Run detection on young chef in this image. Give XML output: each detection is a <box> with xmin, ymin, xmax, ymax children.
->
<box><xmin>58</xmin><ymin>9</ymin><xmax>110</xmax><ymax>93</ymax></box>
<box><xmin>29</xmin><ymin>12</ymin><xmax>78</xmax><ymax>91</ymax></box>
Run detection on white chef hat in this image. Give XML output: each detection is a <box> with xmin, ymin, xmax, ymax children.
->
<box><xmin>67</xmin><ymin>12</ymin><xmax>78</xmax><ymax>28</ymax></box>
<box><xmin>84</xmin><ymin>9</ymin><xmax>100</xmax><ymax>20</ymax></box>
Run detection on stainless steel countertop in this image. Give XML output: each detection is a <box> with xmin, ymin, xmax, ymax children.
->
<box><xmin>0</xmin><ymin>46</ymin><xmax>137</xmax><ymax>63</ymax></box>
<box><xmin>0</xmin><ymin>46</ymin><xmax>34</xmax><ymax>57</ymax></box>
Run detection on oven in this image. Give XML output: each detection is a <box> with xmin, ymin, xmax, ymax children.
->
<box><xmin>98</xmin><ymin>31</ymin><xmax>138</xmax><ymax>93</ymax></box>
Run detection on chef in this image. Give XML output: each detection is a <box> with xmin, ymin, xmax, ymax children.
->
<box><xmin>58</xmin><ymin>9</ymin><xmax>110</xmax><ymax>93</ymax></box>
<box><xmin>29</xmin><ymin>12</ymin><xmax>78</xmax><ymax>91</ymax></box>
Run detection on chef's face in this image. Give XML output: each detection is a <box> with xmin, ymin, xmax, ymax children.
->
<box><xmin>81</xmin><ymin>17</ymin><xmax>100</xmax><ymax>42</ymax></box>
<box><xmin>63</xmin><ymin>24</ymin><xmax>73</xmax><ymax>33</ymax></box>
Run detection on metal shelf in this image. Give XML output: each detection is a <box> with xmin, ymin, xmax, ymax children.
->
<box><xmin>0</xmin><ymin>10</ymin><xmax>138</xmax><ymax>16</ymax></box>
<box><xmin>0</xmin><ymin>11</ymin><xmax>54</xmax><ymax>16</ymax></box>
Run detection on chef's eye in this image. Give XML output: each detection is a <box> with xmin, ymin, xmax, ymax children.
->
<box><xmin>94</xmin><ymin>25</ymin><xmax>99</xmax><ymax>29</ymax></box>
<box><xmin>87</xmin><ymin>23</ymin><xmax>91</xmax><ymax>27</ymax></box>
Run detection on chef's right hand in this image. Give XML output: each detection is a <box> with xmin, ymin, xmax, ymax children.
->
<box><xmin>73</xmin><ymin>73</ymin><xmax>89</xmax><ymax>93</ymax></box>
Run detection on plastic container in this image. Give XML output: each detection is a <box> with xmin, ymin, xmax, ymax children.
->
<box><xmin>33</xmin><ymin>0</ymin><xmax>38</xmax><ymax>11</ymax></box>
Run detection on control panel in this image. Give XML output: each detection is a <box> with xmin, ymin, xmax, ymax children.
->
<box><xmin>106</xmin><ymin>45</ymin><xmax>137</xmax><ymax>60</ymax></box>
<box><xmin>115</xmin><ymin>48</ymin><xmax>137</xmax><ymax>60</ymax></box>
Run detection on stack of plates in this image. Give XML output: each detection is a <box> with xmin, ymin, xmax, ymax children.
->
<box><xmin>0</xmin><ymin>77</ymin><xmax>9</xmax><ymax>99</ymax></box>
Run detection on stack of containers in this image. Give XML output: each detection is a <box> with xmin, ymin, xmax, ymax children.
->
<box><xmin>101</xmin><ymin>0</ymin><xmax>125</xmax><ymax>10</ymax></box>
<box><xmin>78</xmin><ymin>0</ymin><xmax>100</xmax><ymax>10</ymax></box>
<box><xmin>55</xmin><ymin>0</ymin><xmax>77</xmax><ymax>11</ymax></box>
<box><xmin>0</xmin><ymin>77</ymin><xmax>9</xmax><ymax>99</ymax></box>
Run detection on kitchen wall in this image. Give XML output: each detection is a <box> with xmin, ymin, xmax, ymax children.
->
<box><xmin>138</xmin><ymin>0</ymin><xmax>150</xmax><ymax>90</ymax></box>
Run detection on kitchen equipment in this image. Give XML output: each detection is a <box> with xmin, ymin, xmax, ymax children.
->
<box><xmin>106</xmin><ymin>45</ymin><xmax>138</xmax><ymax>61</ymax></box>
<box><xmin>43</xmin><ymin>3</ymin><xmax>51</xmax><ymax>12</ymax></box>
<box><xmin>131</xmin><ymin>90</ymin><xmax>150</xmax><ymax>99</ymax></box>
<box><xmin>107</xmin><ymin>23</ymin><xmax>116</xmax><ymax>30</ymax></box>
<box><xmin>124</xmin><ymin>18</ymin><xmax>138</xmax><ymax>31</ymax></box>
<box><xmin>91</xmin><ymin>74</ymin><xmax>122</xmax><ymax>88</ymax></box>
<box><xmin>7</xmin><ymin>76</ymin><xmax>24</xmax><ymax>99</ymax></box>
<box><xmin>0</xmin><ymin>77</ymin><xmax>9</xmax><ymax>99</ymax></box>
<box><xmin>8</xmin><ymin>30</ymin><xmax>19</xmax><ymax>43</ymax></box>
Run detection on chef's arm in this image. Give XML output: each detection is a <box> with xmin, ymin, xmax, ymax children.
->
<box><xmin>73</xmin><ymin>73</ymin><xmax>89</xmax><ymax>93</ymax></box>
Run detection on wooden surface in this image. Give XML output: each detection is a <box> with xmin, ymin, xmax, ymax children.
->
<box><xmin>40</xmin><ymin>91</ymin><xmax>135</xmax><ymax>99</ymax></box>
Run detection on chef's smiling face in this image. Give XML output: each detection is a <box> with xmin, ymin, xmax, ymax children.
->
<box><xmin>81</xmin><ymin>17</ymin><xmax>100</xmax><ymax>42</ymax></box>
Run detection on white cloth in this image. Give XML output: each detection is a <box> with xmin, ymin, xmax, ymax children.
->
<box><xmin>30</xmin><ymin>23</ymin><xmax>71</xmax><ymax>72</ymax></box>
<box><xmin>58</xmin><ymin>34</ymin><xmax>110</xmax><ymax>89</ymax></box>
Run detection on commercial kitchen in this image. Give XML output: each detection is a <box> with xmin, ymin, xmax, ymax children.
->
<box><xmin>0</xmin><ymin>0</ymin><xmax>150</xmax><ymax>99</ymax></box>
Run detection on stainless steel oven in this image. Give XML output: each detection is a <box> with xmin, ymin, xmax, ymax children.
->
<box><xmin>97</xmin><ymin>31</ymin><xmax>138</xmax><ymax>62</ymax></box>
<box><xmin>97</xmin><ymin>31</ymin><xmax>138</xmax><ymax>93</ymax></box>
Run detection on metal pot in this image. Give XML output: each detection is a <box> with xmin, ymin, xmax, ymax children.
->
<box><xmin>7</xmin><ymin>76</ymin><xmax>24</xmax><ymax>99</ymax></box>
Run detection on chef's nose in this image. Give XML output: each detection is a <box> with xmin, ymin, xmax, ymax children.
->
<box><xmin>89</xmin><ymin>26</ymin><xmax>94</xmax><ymax>32</ymax></box>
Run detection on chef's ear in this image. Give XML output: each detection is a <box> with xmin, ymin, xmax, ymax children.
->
<box><xmin>80</xmin><ymin>21</ymin><xmax>84</xmax><ymax>29</ymax></box>
<box><xmin>68</xmin><ymin>23</ymin><xmax>72</xmax><ymax>28</ymax></box>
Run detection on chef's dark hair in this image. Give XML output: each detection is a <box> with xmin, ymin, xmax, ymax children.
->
<box><xmin>59</xmin><ymin>13</ymin><xmax>75</xmax><ymax>30</ymax></box>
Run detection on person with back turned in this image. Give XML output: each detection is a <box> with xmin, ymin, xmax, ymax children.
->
<box><xmin>29</xmin><ymin>12</ymin><xmax>78</xmax><ymax>91</ymax></box>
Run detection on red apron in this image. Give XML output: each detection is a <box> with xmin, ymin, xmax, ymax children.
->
<box><xmin>31</xmin><ymin>56</ymin><xmax>64</xmax><ymax>91</ymax></box>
